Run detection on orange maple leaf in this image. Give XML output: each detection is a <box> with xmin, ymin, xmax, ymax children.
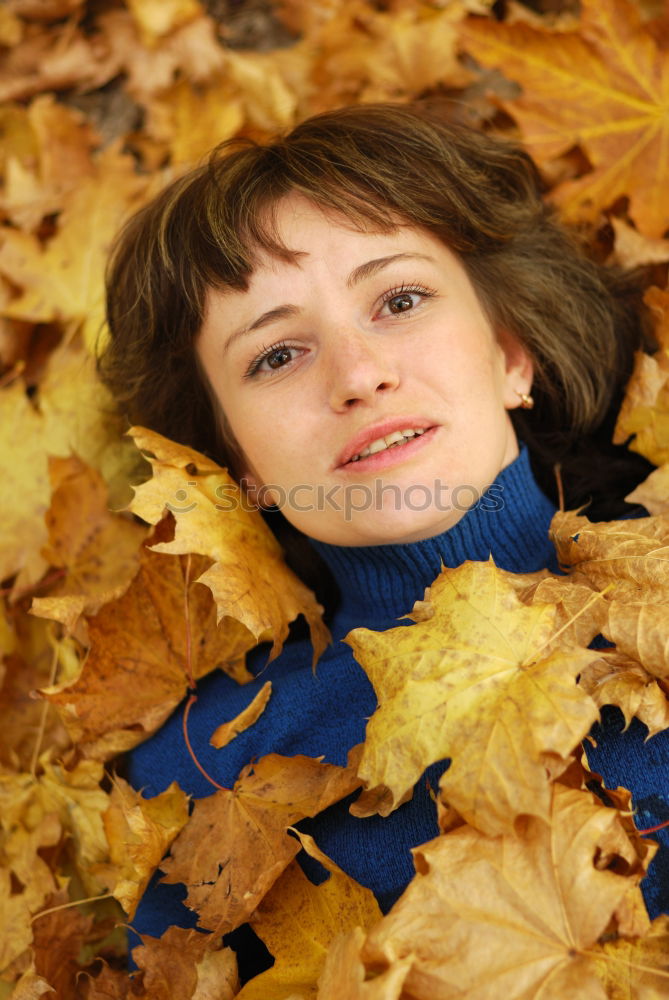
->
<box><xmin>460</xmin><ymin>0</ymin><xmax>669</xmax><ymax>236</ymax></box>
<box><xmin>160</xmin><ymin>751</ymin><xmax>362</xmax><ymax>936</ymax></box>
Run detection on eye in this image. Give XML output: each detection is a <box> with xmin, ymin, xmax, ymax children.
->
<box><xmin>377</xmin><ymin>284</ymin><xmax>436</xmax><ymax>318</ymax></box>
<box><xmin>244</xmin><ymin>342</ymin><xmax>302</xmax><ymax>378</ymax></box>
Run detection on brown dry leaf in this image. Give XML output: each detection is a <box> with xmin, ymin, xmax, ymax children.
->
<box><xmin>210</xmin><ymin>680</ymin><xmax>272</xmax><ymax>749</ymax></box>
<box><xmin>96</xmin><ymin>776</ymin><xmax>189</xmax><ymax>920</ymax></box>
<box><xmin>614</xmin><ymin>286</ymin><xmax>669</xmax><ymax>467</ymax></box>
<box><xmin>97</xmin><ymin>8</ymin><xmax>226</xmax><ymax>103</ymax></box>
<box><xmin>580</xmin><ymin>649</ymin><xmax>669</xmax><ymax>736</ymax></box>
<box><xmin>160</xmin><ymin>751</ymin><xmax>363</xmax><ymax>935</ymax></box>
<box><xmin>131</xmin><ymin>926</ymin><xmax>238</xmax><ymax>1000</ymax></box>
<box><xmin>81</xmin><ymin>962</ymin><xmax>132</xmax><ymax>1000</ymax></box>
<box><xmin>309</xmin><ymin>3</ymin><xmax>471</xmax><ymax>111</ymax></box>
<box><xmin>30</xmin><ymin>455</ymin><xmax>146</xmax><ymax>634</ymax></box>
<box><xmin>347</xmin><ymin>560</ymin><xmax>601</xmax><ymax>835</ymax></box>
<box><xmin>0</xmin><ymin>143</ymin><xmax>151</xmax><ymax>350</ymax></box>
<box><xmin>42</xmin><ymin>533</ymin><xmax>254</xmax><ymax>760</ymax></box>
<box><xmin>0</xmin><ymin>19</ymin><xmax>120</xmax><ymax>103</ymax></box>
<box><xmin>460</xmin><ymin>0</ymin><xmax>669</xmax><ymax>236</ymax></box>
<box><xmin>31</xmin><ymin>888</ymin><xmax>94</xmax><ymax>1000</ymax></box>
<box><xmin>361</xmin><ymin>784</ymin><xmax>656</xmax><ymax>1000</ymax></box>
<box><xmin>626</xmin><ymin>463</ymin><xmax>669</xmax><ymax>516</ymax></box>
<box><xmin>610</xmin><ymin>218</ymin><xmax>669</xmax><ymax>269</ymax></box>
<box><xmin>129</xmin><ymin>427</ymin><xmax>329</xmax><ymax>665</ymax></box>
<box><xmin>0</xmin><ymin>94</ymin><xmax>98</xmax><ymax>232</ymax></box>
<box><xmin>550</xmin><ymin>510</ymin><xmax>669</xmax><ymax>599</ymax></box>
<box><xmin>238</xmin><ymin>831</ymin><xmax>382</xmax><ymax>1000</ymax></box>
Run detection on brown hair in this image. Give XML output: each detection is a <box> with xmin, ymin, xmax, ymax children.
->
<box><xmin>100</xmin><ymin>101</ymin><xmax>652</xmax><ymax>517</ymax></box>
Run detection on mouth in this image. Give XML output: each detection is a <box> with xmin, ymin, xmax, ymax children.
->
<box><xmin>337</xmin><ymin>420</ymin><xmax>436</xmax><ymax>470</ymax></box>
<box><xmin>349</xmin><ymin>427</ymin><xmax>426</xmax><ymax>462</ymax></box>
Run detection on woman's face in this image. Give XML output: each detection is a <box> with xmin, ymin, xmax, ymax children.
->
<box><xmin>196</xmin><ymin>194</ymin><xmax>533</xmax><ymax>546</ymax></box>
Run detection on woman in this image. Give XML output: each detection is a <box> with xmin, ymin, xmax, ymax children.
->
<box><xmin>99</xmin><ymin>103</ymin><xmax>665</xmax><ymax>978</ymax></box>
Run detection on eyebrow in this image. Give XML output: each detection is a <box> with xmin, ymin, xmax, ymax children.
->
<box><xmin>222</xmin><ymin>252</ymin><xmax>435</xmax><ymax>354</ymax></box>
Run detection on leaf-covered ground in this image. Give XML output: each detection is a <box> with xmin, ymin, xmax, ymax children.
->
<box><xmin>2</xmin><ymin>0</ymin><xmax>669</xmax><ymax>997</ymax></box>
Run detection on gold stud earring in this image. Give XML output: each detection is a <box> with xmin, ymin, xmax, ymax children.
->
<box><xmin>515</xmin><ymin>390</ymin><xmax>534</xmax><ymax>410</ymax></box>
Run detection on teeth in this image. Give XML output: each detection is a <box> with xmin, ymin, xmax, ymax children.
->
<box><xmin>350</xmin><ymin>427</ymin><xmax>426</xmax><ymax>463</ymax></box>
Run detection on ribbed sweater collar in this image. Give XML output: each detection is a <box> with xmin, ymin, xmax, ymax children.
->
<box><xmin>310</xmin><ymin>446</ymin><xmax>558</xmax><ymax>638</ymax></box>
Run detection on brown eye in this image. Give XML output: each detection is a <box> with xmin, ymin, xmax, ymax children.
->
<box><xmin>388</xmin><ymin>292</ymin><xmax>416</xmax><ymax>313</ymax></box>
<box><xmin>267</xmin><ymin>348</ymin><xmax>293</xmax><ymax>369</ymax></box>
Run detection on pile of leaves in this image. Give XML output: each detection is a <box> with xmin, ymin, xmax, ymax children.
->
<box><xmin>2</xmin><ymin>0</ymin><xmax>669</xmax><ymax>996</ymax></box>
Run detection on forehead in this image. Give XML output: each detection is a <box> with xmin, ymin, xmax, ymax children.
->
<box><xmin>244</xmin><ymin>193</ymin><xmax>446</xmax><ymax>285</ymax></box>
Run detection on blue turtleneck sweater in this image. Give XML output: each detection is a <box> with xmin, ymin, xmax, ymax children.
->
<box><xmin>127</xmin><ymin>447</ymin><xmax>669</xmax><ymax>962</ymax></box>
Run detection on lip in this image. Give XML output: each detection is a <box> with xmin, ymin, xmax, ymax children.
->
<box><xmin>335</xmin><ymin>417</ymin><xmax>437</xmax><ymax>469</ymax></box>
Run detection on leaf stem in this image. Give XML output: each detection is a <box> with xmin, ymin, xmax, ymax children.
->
<box><xmin>29</xmin><ymin>639</ymin><xmax>60</xmax><ymax>777</ymax></box>
<box><xmin>183</xmin><ymin>553</ymin><xmax>195</xmax><ymax>689</ymax></box>
<box><xmin>182</xmin><ymin>694</ymin><xmax>227</xmax><ymax>792</ymax></box>
<box><xmin>31</xmin><ymin>891</ymin><xmax>114</xmax><ymax>922</ymax></box>
<box><xmin>638</xmin><ymin>817</ymin><xmax>669</xmax><ymax>836</ymax></box>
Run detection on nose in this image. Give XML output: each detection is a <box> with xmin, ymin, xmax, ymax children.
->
<box><xmin>326</xmin><ymin>331</ymin><xmax>400</xmax><ymax>411</ymax></box>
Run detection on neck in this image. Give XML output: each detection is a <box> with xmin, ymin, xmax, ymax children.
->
<box><xmin>310</xmin><ymin>447</ymin><xmax>558</xmax><ymax>639</ymax></box>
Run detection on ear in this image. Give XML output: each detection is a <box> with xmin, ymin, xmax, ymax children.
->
<box><xmin>497</xmin><ymin>330</ymin><xmax>534</xmax><ymax>410</ymax></box>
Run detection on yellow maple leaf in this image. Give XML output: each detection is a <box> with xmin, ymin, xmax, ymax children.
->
<box><xmin>460</xmin><ymin>0</ymin><xmax>669</xmax><ymax>236</ymax></box>
<box><xmin>129</xmin><ymin>427</ymin><xmax>330</xmax><ymax>665</ymax></box>
<box><xmin>0</xmin><ymin>94</ymin><xmax>97</xmax><ymax>233</ymax></box>
<box><xmin>0</xmin><ymin>143</ymin><xmax>151</xmax><ymax>350</ymax></box>
<box><xmin>615</xmin><ymin>285</ymin><xmax>669</xmax><ymax>468</ymax></box>
<box><xmin>604</xmin><ymin>601</ymin><xmax>669</xmax><ymax>680</ymax></box>
<box><xmin>238</xmin><ymin>831</ymin><xmax>383</xmax><ymax>1000</ymax></box>
<box><xmin>0</xmin><ymin>343</ymin><xmax>142</xmax><ymax>590</ymax></box>
<box><xmin>0</xmin><ymin>867</ymin><xmax>35</xmax><ymax>981</ymax></box>
<box><xmin>316</xmin><ymin>926</ymin><xmax>411</xmax><ymax>1000</ymax></box>
<box><xmin>361</xmin><ymin>784</ymin><xmax>658</xmax><ymax>1000</ymax></box>
<box><xmin>96</xmin><ymin>776</ymin><xmax>189</xmax><ymax>919</ymax></box>
<box><xmin>144</xmin><ymin>77</ymin><xmax>244</xmax><ymax>165</ymax></box>
<box><xmin>125</xmin><ymin>0</ymin><xmax>205</xmax><ymax>45</ymax></box>
<box><xmin>347</xmin><ymin>560</ymin><xmax>601</xmax><ymax>835</ymax></box>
